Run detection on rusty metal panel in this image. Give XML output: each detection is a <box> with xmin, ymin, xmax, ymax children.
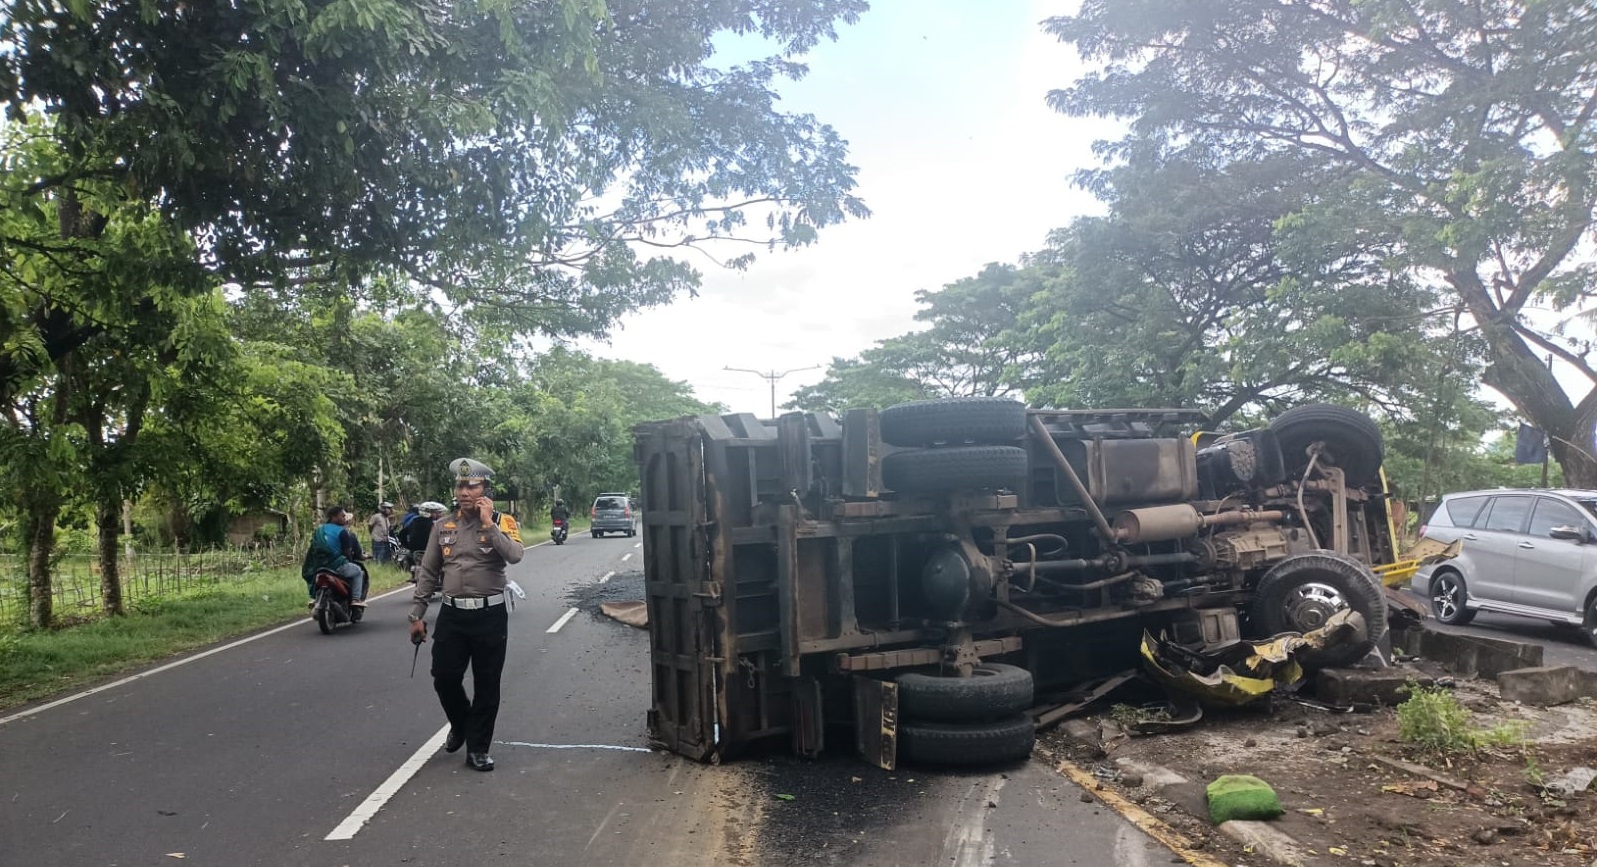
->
<box><xmin>852</xmin><ymin>677</ymin><xmax>898</xmax><ymax>770</ymax></box>
<box><xmin>1088</xmin><ymin>437</ymin><xmax>1198</xmax><ymax>506</ymax></box>
<box><xmin>842</xmin><ymin>408</ymin><xmax>883</xmax><ymax>498</ymax></box>
<box><xmin>639</xmin><ymin>420</ymin><xmax>721</xmax><ymax>761</ymax></box>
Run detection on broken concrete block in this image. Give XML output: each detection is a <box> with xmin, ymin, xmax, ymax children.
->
<box><xmin>1498</xmin><ymin>665</ymin><xmax>1597</xmax><ymax>707</ymax></box>
<box><xmin>1316</xmin><ymin>667</ymin><xmax>1432</xmax><ymax>707</ymax></box>
<box><xmin>1390</xmin><ymin>625</ymin><xmax>1543</xmax><ymax>678</ymax></box>
<box><xmin>1217</xmin><ymin>820</ymin><xmax>1307</xmax><ymax>867</ymax></box>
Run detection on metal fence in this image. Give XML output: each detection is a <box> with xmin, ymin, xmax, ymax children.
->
<box><xmin>0</xmin><ymin>543</ymin><xmax>299</xmax><ymax>626</ymax></box>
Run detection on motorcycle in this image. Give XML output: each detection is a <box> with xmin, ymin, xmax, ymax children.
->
<box><xmin>550</xmin><ymin>518</ymin><xmax>569</xmax><ymax>545</ymax></box>
<box><xmin>311</xmin><ymin>562</ymin><xmax>368</xmax><ymax>635</ymax></box>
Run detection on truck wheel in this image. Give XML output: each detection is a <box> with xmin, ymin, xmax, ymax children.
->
<box><xmin>880</xmin><ymin>397</ymin><xmax>1027</xmax><ymax>447</ymax></box>
<box><xmin>1428</xmin><ymin>570</ymin><xmax>1475</xmax><ymax>625</ymax></box>
<box><xmin>897</xmin><ymin>714</ymin><xmax>1036</xmax><ymax>767</ymax></box>
<box><xmin>897</xmin><ymin>664</ymin><xmax>1034</xmax><ymax>722</ymax></box>
<box><xmin>1268</xmin><ymin>404</ymin><xmax>1384</xmax><ymax>486</ymax></box>
<box><xmin>883</xmin><ymin>446</ymin><xmax>1029</xmax><ymax>495</ymax></box>
<box><xmin>1249</xmin><ymin>551</ymin><xmax>1387</xmax><ymax>667</ymax></box>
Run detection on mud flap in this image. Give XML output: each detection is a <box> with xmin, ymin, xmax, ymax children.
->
<box><xmin>852</xmin><ymin>677</ymin><xmax>899</xmax><ymax>770</ymax></box>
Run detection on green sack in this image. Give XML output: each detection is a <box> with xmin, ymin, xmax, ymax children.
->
<box><xmin>1206</xmin><ymin>774</ymin><xmax>1284</xmax><ymax>824</ymax></box>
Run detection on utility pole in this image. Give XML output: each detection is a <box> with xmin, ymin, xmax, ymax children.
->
<box><xmin>724</xmin><ymin>365</ymin><xmax>822</xmax><ymax>419</ymax></box>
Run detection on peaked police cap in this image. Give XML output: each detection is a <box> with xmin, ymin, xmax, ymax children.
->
<box><xmin>449</xmin><ymin>458</ymin><xmax>495</xmax><ymax>483</ymax></box>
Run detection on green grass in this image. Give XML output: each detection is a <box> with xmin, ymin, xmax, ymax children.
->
<box><xmin>0</xmin><ymin>518</ymin><xmax>585</xmax><ymax>712</ymax></box>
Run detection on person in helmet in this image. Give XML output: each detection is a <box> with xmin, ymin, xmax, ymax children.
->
<box><xmin>398</xmin><ymin>501</ymin><xmax>446</xmax><ymax>575</ymax></box>
<box><xmin>407</xmin><ymin>458</ymin><xmax>524</xmax><ymax>772</ymax></box>
<box><xmin>301</xmin><ymin>505</ymin><xmax>368</xmax><ymax>606</ymax></box>
<box><xmin>368</xmin><ymin>501</ymin><xmax>395</xmax><ymax>565</ymax></box>
<box><xmin>550</xmin><ymin>498</ymin><xmax>570</xmax><ymax>524</ymax></box>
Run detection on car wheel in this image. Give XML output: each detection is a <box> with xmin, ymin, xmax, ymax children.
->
<box><xmin>595</xmin><ymin>531</ymin><xmax>604</xmax><ymax>538</ymax></box>
<box><xmin>1249</xmin><ymin>551</ymin><xmax>1387</xmax><ymax>667</ymax></box>
<box><xmin>1268</xmin><ymin>404</ymin><xmax>1384</xmax><ymax>486</ymax></box>
<box><xmin>896</xmin><ymin>664</ymin><xmax>1034</xmax><ymax>723</ymax></box>
<box><xmin>1582</xmin><ymin>597</ymin><xmax>1597</xmax><ymax>649</ymax></box>
<box><xmin>1428</xmin><ymin>570</ymin><xmax>1476</xmax><ymax>626</ymax></box>
<box><xmin>897</xmin><ymin>714</ymin><xmax>1036</xmax><ymax>767</ymax></box>
<box><xmin>879</xmin><ymin>397</ymin><xmax>1029</xmax><ymax>448</ymax></box>
<box><xmin>882</xmin><ymin>445</ymin><xmax>1030</xmax><ymax>495</ymax></box>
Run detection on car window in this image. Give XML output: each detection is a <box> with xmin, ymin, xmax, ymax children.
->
<box><xmin>1528</xmin><ymin>497</ymin><xmax>1586</xmax><ymax>538</ymax></box>
<box><xmin>1443</xmin><ymin>495</ymin><xmax>1490</xmax><ymax>528</ymax></box>
<box><xmin>1480</xmin><ymin>496</ymin><xmax>1533</xmax><ymax>533</ymax></box>
<box><xmin>595</xmin><ymin>497</ymin><xmax>623</xmax><ymax>510</ymax></box>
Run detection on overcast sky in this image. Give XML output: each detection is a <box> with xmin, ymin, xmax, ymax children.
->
<box><xmin>579</xmin><ymin>1</ymin><xmax>1112</xmax><ymax>417</ymax></box>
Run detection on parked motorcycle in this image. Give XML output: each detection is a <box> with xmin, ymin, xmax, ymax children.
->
<box><xmin>551</xmin><ymin>518</ymin><xmax>569</xmax><ymax>545</ymax></box>
<box><xmin>311</xmin><ymin>563</ymin><xmax>368</xmax><ymax>635</ymax></box>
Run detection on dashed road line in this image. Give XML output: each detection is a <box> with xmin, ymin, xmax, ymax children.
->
<box><xmin>546</xmin><ymin>607</ymin><xmax>580</xmax><ymax>633</ymax></box>
<box><xmin>326</xmin><ymin>723</ymin><xmax>450</xmax><ymax>840</ymax></box>
<box><xmin>620</xmin><ymin>552</ymin><xmax>632</xmax><ymax>562</ymax></box>
<box><xmin>633</xmin><ymin>542</ymin><xmax>641</xmax><ymax>548</ymax></box>
<box><xmin>598</xmin><ymin>571</ymin><xmax>615</xmax><ymax>584</ymax></box>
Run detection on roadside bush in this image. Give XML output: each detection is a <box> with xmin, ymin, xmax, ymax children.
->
<box><xmin>1396</xmin><ymin>681</ymin><xmax>1525</xmax><ymax>756</ymax></box>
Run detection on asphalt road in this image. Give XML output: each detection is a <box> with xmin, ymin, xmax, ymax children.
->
<box><xmin>0</xmin><ymin>532</ymin><xmax>1166</xmax><ymax>867</ymax></box>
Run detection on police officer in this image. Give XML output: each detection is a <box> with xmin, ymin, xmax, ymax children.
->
<box><xmin>407</xmin><ymin>458</ymin><xmax>524</xmax><ymax>771</ymax></box>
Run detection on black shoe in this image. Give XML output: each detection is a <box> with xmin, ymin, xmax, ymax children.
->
<box><xmin>466</xmin><ymin>752</ymin><xmax>494</xmax><ymax>772</ymax></box>
<box><xmin>444</xmin><ymin>728</ymin><xmax>465</xmax><ymax>754</ymax></box>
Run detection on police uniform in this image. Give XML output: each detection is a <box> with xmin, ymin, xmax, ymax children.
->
<box><xmin>410</xmin><ymin>458</ymin><xmax>524</xmax><ymax>771</ymax></box>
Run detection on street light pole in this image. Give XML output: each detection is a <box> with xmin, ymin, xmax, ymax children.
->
<box><xmin>724</xmin><ymin>365</ymin><xmax>822</xmax><ymax>419</ymax></box>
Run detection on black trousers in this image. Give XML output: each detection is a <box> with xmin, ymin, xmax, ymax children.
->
<box><xmin>431</xmin><ymin>604</ymin><xmax>509</xmax><ymax>753</ymax></box>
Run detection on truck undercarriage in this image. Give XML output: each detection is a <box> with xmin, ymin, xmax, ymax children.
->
<box><xmin>635</xmin><ymin>398</ymin><xmax>1396</xmax><ymax>768</ymax></box>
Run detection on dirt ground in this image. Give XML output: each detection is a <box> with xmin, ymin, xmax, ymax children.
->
<box><xmin>1041</xmin><ymin>673</ymin><xmax>1597</xmax><ymax>867</ymax></box>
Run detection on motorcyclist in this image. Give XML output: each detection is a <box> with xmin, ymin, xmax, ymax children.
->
<box><xmin>400</xmin><ymin>501</ymin><xmax>446</xmax><ymax>560</ymax></box>
<box><xmin>301</xmin><ymin>505</ymin><xmax>368</xmax><ymax>607</ymax></box>
<box><xmin>550</xmin><ymin>499</ymin><xmax>570</xmax><ymax>524</ymax></box>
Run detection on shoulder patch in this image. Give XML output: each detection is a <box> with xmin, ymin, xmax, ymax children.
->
<box><xmin>443</xmin><ymin>522</ymin><xmax>457</xmax><ymax>530</ymax></box>
<box><xmin>498</xmin><ymin>514</ymin><xmax>522</xmax><ymax>544</ymax></box>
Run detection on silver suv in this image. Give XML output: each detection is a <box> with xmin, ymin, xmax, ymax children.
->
<box><xmin>590</xmin><ymin>493</ymin><xmax>636</xmax><ymax>538</ymax></box>
<box><xmin>1412</xmin><ymin>488</ymin><xmax>1597</xmax><ymax>645</ymax></box>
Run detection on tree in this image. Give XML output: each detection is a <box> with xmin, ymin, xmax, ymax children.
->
<box><xmin>0</xmin><ymin>116</ymin><xmax>219</xmax><ymax>625</ymax></box>
<box><xmin>0</xmin><ymin>0</ymin><xmax>870</xmax><ymax>388</ymax></box>
<box><xmin>1046</xmin><ymin>0</ymin><xmax>1597</xmax><ymax>482</ymax></box>
<box><xmin>1024</xmin><ymin>149</ymin><xmax>1447</xmax><ymax>423</ymax></box>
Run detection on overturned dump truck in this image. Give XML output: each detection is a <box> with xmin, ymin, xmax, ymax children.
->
<box><xmin>634</xmin><ymin>398</ymin><xmax>1396</xmax><ymax>769</ymax></box>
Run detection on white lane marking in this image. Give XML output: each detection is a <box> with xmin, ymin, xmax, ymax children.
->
<box><xmin>945</xmin><ymin>775</ymin><xmax>1006</xmax><ymax>867</ymax></box>
<box><xmin>598</xmin><ymin>571</ymin><xmax>615</xmax><ymax>584</ymax></box>
<box><xmin>620</xmin><ymin>552</ymin><xmax>632</xmax><ymax>562</ymax></box>
<box><xmin>633</xmin><ymin>542</ymin><xmax>641</xmax><ymax>548</ymax></box>
<box><xmin>0</xmin><ymin>583</ymin><xmax>413</xmax><ymax>727</ymax></box>
<box><xmin>497</xmin><ymin>740</ymin><xmax>652</xmax><ymax>753</ymax></box>
<box><xmin>325</xmin><ymin>723</ymin><xmax>451</xmax><ymax>840</ymax></box>
<box><xmin>546</xmin><ymin>607</ymin><xmax>580</xmax><ymax>633</ymax></box>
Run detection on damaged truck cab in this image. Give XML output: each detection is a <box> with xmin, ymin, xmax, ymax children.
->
<box><xmin>634</xmin><ymin>398</ymin><xmax>1395</xmax><ymax>768</ymax></box>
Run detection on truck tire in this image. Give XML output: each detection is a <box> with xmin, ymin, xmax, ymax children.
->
<box><xmin>1249</xmin><ymin>551</ymin><xmax>1387</xmax><ymax>668</ymax></box>
<box><xmin>1269</xmin><ymin>404</ymin><xmax>1384</xmax><ymax>486</ymax></box>
<box><xmin>898</xmin><ymin>714</ymin><xmax>1036</xmax><ymax>767</ymax></box>
<box><xmin>879</xmin><ymin>397</ymin><xmax>1027</xmax><ymax>447</ymax></box>
<box><xmin>883</xmin><ymin>446</ymin><xmax>1029</xmax><ymax>495</ymax></box>
<box><xmin>897</xmin><ymin>664</ymin><xmax>1034</xmax><ymax>722</ymax></box>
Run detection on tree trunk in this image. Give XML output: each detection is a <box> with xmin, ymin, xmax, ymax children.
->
<box><xmin>98</xmin><ymin>497</ymin><xmax>125</xmax><ymax>617</ymax></box>
<box><xmin>25</xmin><ymin>500</ymin><xmax>60</xmax><ymax>630</ymax></box>
<box><xmin>1463</xmin><ymin>274</ymin><xmax>1597</xmax><ymax>488</ymax></box>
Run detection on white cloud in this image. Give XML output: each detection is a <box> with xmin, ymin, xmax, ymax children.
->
<box><xmin>583</xmin><ymin>2</ymin><xmax>1113</xmax><ymax>416</ymax></box>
